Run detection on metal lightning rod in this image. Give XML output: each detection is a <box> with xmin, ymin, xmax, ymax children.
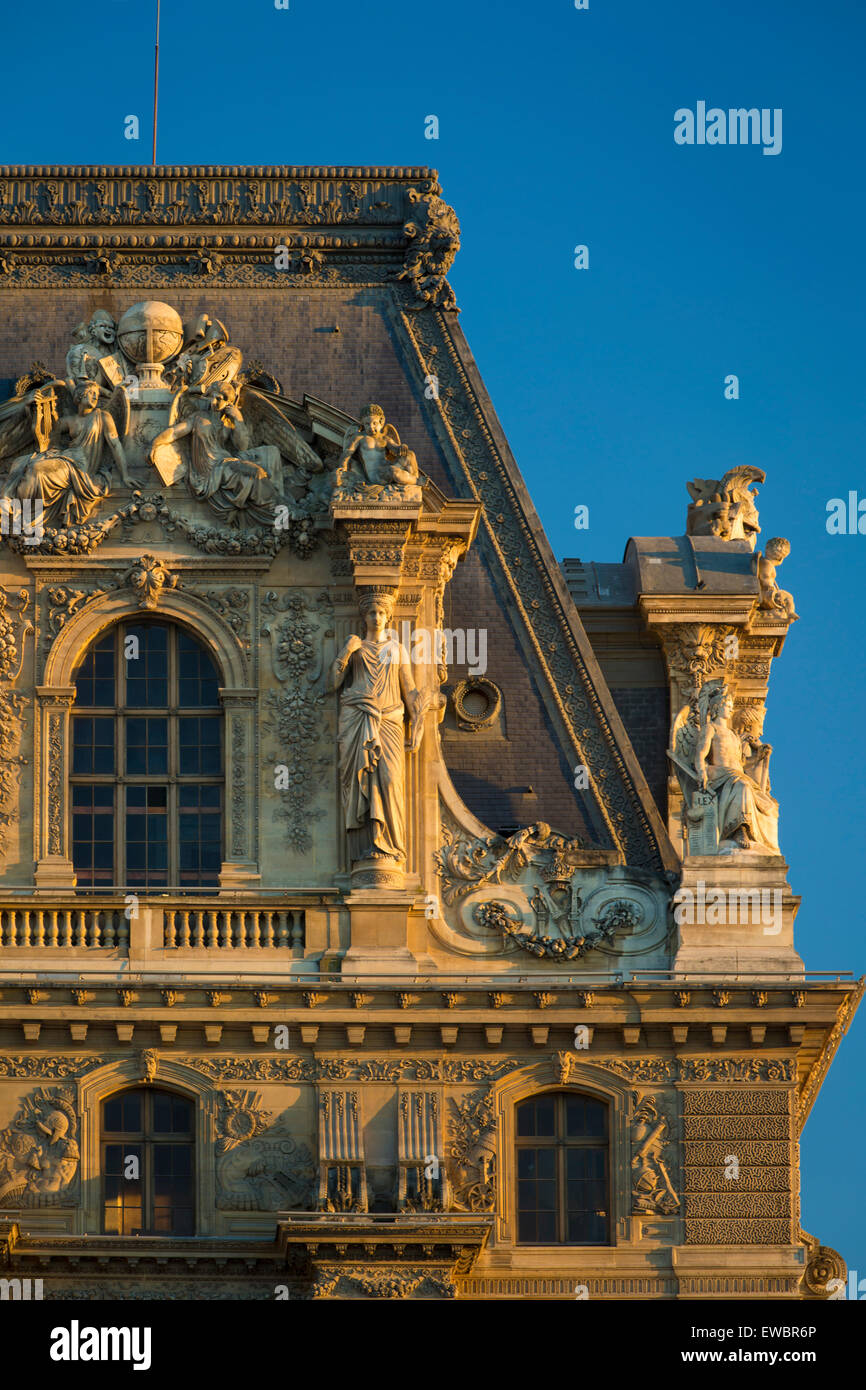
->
<box><xmin>152</xmin><ymin>0</ymin><xmax>161</xmax><ymax>165</ymax></box>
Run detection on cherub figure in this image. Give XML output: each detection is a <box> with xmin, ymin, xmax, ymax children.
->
<box><xmin>757</xmin><ymin>537</ymin><xmax>798</xmax><ymax>622</ymax></box>
<box><xmin>65</xmin><ymin>310</ymin><xmax>130</xmax><ymax>394</ymax></box>
<box><xmin>333</xmin><ymin>404</ymin><xmax>420</xmax><ymax>494</ymax></box>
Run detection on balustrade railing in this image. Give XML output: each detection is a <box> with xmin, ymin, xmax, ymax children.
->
<box><xmin>0</xmin><ymin>900</ymin><xmax>306</xmax><ymax>953</ymax></box>
<box><xmin>0</xmin><ymin>903</ymin><xmax>129</xmax><ymax>949</ymax></box>
<box><xmin>164</xmin><ymin>905</ymin><xmax>305</xmax><ymax>951</ymax></box>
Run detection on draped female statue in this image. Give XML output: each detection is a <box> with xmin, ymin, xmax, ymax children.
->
<box><xmin>330</xmin><ymin>589</ymin><xmax>426</xmax><ymax>867</ymax></box>
<box><xmin>1</xmin><ymin>380</ymin><xmax>131</xmax><ymax>529</ymax></box>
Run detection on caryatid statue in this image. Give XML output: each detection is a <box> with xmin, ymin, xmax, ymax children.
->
<box><xmin>330</xmin><ymin>589</ymin><xmax>427</xmax><ymax>868</ymax></box>
<box><xmin>670</xmin><ymin>678</ymin><xmax>780</xmax><ymax>854</ymax></box>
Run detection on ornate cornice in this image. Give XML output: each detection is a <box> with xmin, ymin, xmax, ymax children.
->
<box><xmin>796</xmin><ymin>977</ymin><xmax>865</xmax><ymax>1132</ymax></box>
<box><xmin>0</xmin><ymin>166</ymin><xmax>458</xmax><ymax>306</ymax></box>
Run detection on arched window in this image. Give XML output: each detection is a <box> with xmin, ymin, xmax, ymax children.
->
<box><xmin>516</xmin><ymin>1092</ymin><xmax>609</xmax><ymax>1245</ymax></box>
<box><xmin>71</xmin><ymin>621</ymin><xmax>223</xmax><ymax>891</ymax></box>
<box><xmin>102</xmin><ymin>1088</ymin><xmax>195</xmax><ymax>1235</ymax></box>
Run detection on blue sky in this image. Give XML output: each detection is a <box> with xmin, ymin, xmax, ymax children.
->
<box><xmin>1</xmin><ymin>0</ymin><xmax>864</xmax><ymax>1273</ymax></box>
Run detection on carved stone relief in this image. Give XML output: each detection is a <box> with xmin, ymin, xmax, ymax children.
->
<box><xmin>670</xmin><ymin>678</ymin><xmax>780</xmax><ymax>855</ymax></box>
<box><xmin>0</xmin><ymin>1086</ymin><xmax>79</xmax><ymax>1206</ymax></box>
<box><xmin>631</xmin><ymin>1096</ymin><xmax>680</xmax><ymax>1215</ymax></box>
<box><xmin>447</xmin><ymin>1087</ymin><xmax>496</xmax><ymax>1213</ymax></box>
<box><xmin>262</xmin><ymin>589</ymin><xmax>333</xmax><ymax>853</ymax></box>
<box><xmin>215</xmin><ymin>1092</ymin><xmax>315</xmax><ymax>1212</ymax></box>
<box><xmin>434</xmin><ymin>802</ymin><xmax>668</xmax><ymax>963</ymax></box>
<box><xmin>0</xmin><ymin>587</ymin><xmax>31</xmax><ymax>851</ymax></box>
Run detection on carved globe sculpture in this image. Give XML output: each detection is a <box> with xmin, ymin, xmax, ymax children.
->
<box><xmin>117</xmin><ymin>301</ymin><xmax>184</xmax><ymax>388</ymax></box>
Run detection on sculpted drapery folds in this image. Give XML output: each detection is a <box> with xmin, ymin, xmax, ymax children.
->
<box><xmin>330</xmin><ymin>588</ymin><xmax>426</xmax><ymax>866</ymax></box>
<box><xmin>154</xmin><ymin>384</ymin><xmax>286</xmax><ymax>528</ymax></box>
<box><xmin>670</xmin><ymin>678</ymin><xmax>780</xmax><ymax>855</ymax></box>
<box><xmin>1</xmin><ymin>379</ymin><xmax>132</xmax><ymax>529</ymax></box>
<box><xmin>0</xmin><ymin>301</ymin><xmax>341</xmax><ymax>548</ymax></box>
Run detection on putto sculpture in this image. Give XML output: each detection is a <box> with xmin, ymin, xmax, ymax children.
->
<box><xmin>756</xmin><ymin>537</ymin><xmax>798</xmax><ymax>622</ymax></box>
<box><xmin>670</xmin><ymin>678</ymin><xmax>780</xmax><ymax>855</ymax></box>
<box><xmin>332</xmin><ymin>404</ymin><xmax>421</xmax><ymax>501</ymax></box>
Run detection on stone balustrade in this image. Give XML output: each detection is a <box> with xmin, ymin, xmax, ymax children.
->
<box><xmin>0</xmin><ymin>900</ymin><xmax>306</xmax><ymax>954</ymax></box>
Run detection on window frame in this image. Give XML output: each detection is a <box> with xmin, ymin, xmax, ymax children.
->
<box><xmin>100</xmin><ymin>1086</ymin><xmax>196</xmax><ymax>1237</ymax></box>
<box><xmin>514</xmin><ymin>1090</ymin><xmax>611</xmax><ymax>1247</ymax></box>
<box><xmin>70</xmin><ymin>620</ymin><xmax>224</xmax><ymax>893</ymax></box>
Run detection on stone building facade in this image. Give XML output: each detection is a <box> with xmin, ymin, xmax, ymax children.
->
<box><xmin>0</xmin><ymin>166</ymin><xmax>858</xmax><ymax>1300</ymax></box>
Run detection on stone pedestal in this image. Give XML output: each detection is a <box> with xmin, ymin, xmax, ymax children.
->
<box><xmin>672</xmin><ymin>854</ymin><xmax>804</xmax><ymax>978</ymax></box>
<box><xmin>341</xmin><ymin>891</ymin><xmax>428</xmax><ymax>979</ymax></box>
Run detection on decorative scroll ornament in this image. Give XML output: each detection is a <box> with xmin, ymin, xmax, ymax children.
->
<box><xmin>436</xmin><ymin>820</ymin><xmax>589</xmax><ymax>906</ymax></box>
<box><xmin>262</xmin><ymin>589</ymin><xmax>333</xmax><ymax>853</ymax></box>
<box><xmin>125</xmin><ymin>553</ymin><xmax>177</xmax><ymax>610</ymax></box>
<box><xmin>631</xmin><ymin>1097</ymin><xmax>680</xmax><ymax>1215</ymax></box>
<box><xmin>800</xmin><ymin>1229</ymin><xmax>847</xmax><ymax>1297</ymax></box>
<box><xmin>0</xmin><ymin>1086</ymin><xmax>79</xmax><ymax>1207</ymax></box>
<box><xmin>216</xmin><ymin>1090</ymin><xmax>272</xmax><ymax>1154</ymax></box>
<box><xmin>474</xmin><ymin>896</ymin><xmax>639</xmax><ymax>961</ymax></box>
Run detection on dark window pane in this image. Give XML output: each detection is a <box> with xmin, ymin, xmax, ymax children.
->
<box><xmin>566</xmin><ymin>1095</ymin><xmax>606</xmax><ymax>1138</ymax></box>
<box><xmin>153</xmin><ymin>1095</ymin><xmax>172</xmax><ymax>1133</ymax></box>
<box><xmin>104</xmin><ymin>1099</ymin><xmax>122</xmax><ymax>1132</ymax></box>
<box><xmin>537</xmin><ymin>1212</ymin><xmax>557</xmax><ymax>1243</ymax></box>
<box><xmin>72</xmin><ymin>717</ymin><xmax>115</xmax><ymax>776</ymax></box>
<box><xmin>125</xmin><ymin>717</ymin><xmax>167</xmax><ymax>775</ymax></box>
<box><xmin>516</xmin><ymin>1093</ymin><xmax>609</xmax><ymax>1248</ymax></box>
<box><xmin>517</xmin><ymin>1149</ymin><xmax>537</xmax><ymax>1179</ymax></box>
<box><xmin>534</xmin><ymin>1096</ymin><xmax>555</xmax><ymax>1136</ymax></box>
<box><xmin>72</xmin><ymin>783</ymin><xmax>115</xmax><ymax>887</ymax></box>
<box><xmin>172</xmin><ymin>1097</ymin><xmax>193</xmax><ymax>1133</ymax></box>
<box><xmin>178</xmin><ymin>630</ymin><xmax>220</xmax><ymax>707</ymax></box>
<box><xmin>517</xmin><ymin>1099</ymin><xmax>536</xmax><ymax>1138</ymax></box>
<box><xmin>125</xmin><ymin>793</ymin><xmax>168</xmax><ymax>889</ymax></box>
<box><xmin>124</xmin><ymin>624</ymin><xmax>168</xmax><ymax>706</ymax></box>
<box><xmin>537</xmin><ymin>1148</ymin><xmax>556</xmax><ymax>1179</ymax></box>
<box><xmin>123</xmin><ymin>1094</ymin><xmax>142</xmax><ymax>1131</ymax></box>
<box><xmin>179</xmin><ymin>717</ymin><xmax>222</xmax><ymax>775</ymax></box>
<box><xmin>75</xmin><ymin>634</ymin><xmax>115</xmax><ymax>706</ymax></box>
<box><xmin>518</xmin><ymin>1211</ymin><xmax>537</xmax><ymax>1242</ymax></box>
